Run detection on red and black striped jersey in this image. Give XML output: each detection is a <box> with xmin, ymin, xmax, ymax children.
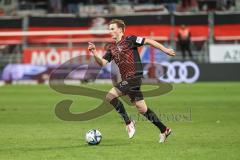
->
<box><xmin>103</xmin><ymin>35</ymin><xmax>145</xmax><ymax>80</ymax></box>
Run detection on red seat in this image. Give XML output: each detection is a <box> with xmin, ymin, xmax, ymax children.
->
<box><xmin>214</xmin><ymin>24</ymin><xmax>240</xmax><ymax>41</ymax></box>
<box><xmin>0</xmin><ymin>29</ymin><xmax>23</xmax><ymax>44</ymax></box>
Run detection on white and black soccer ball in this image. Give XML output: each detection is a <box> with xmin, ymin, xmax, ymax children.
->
<box><xmin>85</xmin><ymin>129</ymin><xmax>102</xmax><ymax>145</ymax></box>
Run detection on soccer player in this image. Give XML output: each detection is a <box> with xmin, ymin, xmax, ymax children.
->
<box><xmin>88</xmin><ymin>19</ymin><xmax>175</xmax><ymax>143</ymax></box>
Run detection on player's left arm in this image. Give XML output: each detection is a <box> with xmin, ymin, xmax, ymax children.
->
<box><xmin>144</xmin><ymin>38</ymin><xmax>175</xmax><ymax>56</ymax></box>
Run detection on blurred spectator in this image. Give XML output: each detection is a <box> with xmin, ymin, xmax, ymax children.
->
<box><xmin>182</xmin><ymin>0</ymin><xmax>192</xmax><ymax>8</ymax></box>
<box><xmin>226</xmin><ymin>0</ymin><xmax>236</xmax><ymax>10</ymax></box>
<box><xmin>177</xmin><ymin>25</ymin><xmax>193</xmax><ymax>60</ymax></box>
<box><xmin>49</xmin><ymin>0</ymin><xmax>62</xmax><ymax>13</ymax></box>
<box><xmin>0</xmin><ymin>8</ymin><xmax>4</xmax><ymax>16</ymax></box>
<box><xmin>63</xmin><ymin>0</ymin><xmax>79</xmax><ymax>14</ymax></box>
<box><xmin>94</xmin><ymin>0</ymin><xmax>109</xmax><ymax>4</ymax></box>
<box><xmin>177</xmin><ymin>0</ymin><xmax>198</xmax><ymax>12</ymax></box>
<box><xmin>166</xmin><ymin>0</ymin><xmax>179</xmax><ymax>12</ymax></box>
<box><xmin>198</xmin><ymin>0</ymin><xmax>217</xmax><ymax>11</ymax></box>
<box><xmin>198</xmin><ymin>0</ymin><xmax>236</xmax><ymax>11</ymax></box>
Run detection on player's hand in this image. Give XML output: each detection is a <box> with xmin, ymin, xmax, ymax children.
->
<box><xmin>166</xmin><ymin>48</ymin><xmax>175</xmax><ymax>56</ymax></box>
<box><xmin>88</xmin><ymin>42</ymin><xmax>96</xmax><ymax>53</ymax></box>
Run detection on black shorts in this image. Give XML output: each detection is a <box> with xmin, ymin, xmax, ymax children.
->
<box><xmin>115</xmin><ymin>77</ymin><xmax>143</xmax><ymax>103</ymax></box>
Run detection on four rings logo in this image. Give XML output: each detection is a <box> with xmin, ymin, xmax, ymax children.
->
<box><xmin>144</xmin><ymin>61</ymin><xmax>200</xmax><ymax>83</ymax></box>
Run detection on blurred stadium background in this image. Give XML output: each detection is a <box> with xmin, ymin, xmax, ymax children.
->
<box><xmin>0</xmin><ymin>0</ymin><xmax>239</xmax><ymax>83</ymax></box>
<box><xmin>0</xmin><ymin>1</ymin><xmax>240</xmax><ymax>160</ymax></box>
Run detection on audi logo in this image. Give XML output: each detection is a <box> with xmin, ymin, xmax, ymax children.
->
<box><xmin>144</xmin><ymin>61</ymin><xmax>200</xmax><ymax>83</ymax></box>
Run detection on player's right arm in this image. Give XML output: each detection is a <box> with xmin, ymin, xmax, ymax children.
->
<box><xmin>88</xmin><ymin>42</ymin><xmax>108</xmax><ymax>66</ymax></box>
<box><xmin>144</xmin><ymin>38</ymin><xmax>175</xmax><ymax>56</ymax></box>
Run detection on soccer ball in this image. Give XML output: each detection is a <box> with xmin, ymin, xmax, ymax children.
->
<box><xmin>85</xmin><ymin>129</ymin><xmax>102</xmax><ymax>145</ymax></box>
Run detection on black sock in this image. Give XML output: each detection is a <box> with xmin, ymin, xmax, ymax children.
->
<box><xmin>110</xmin><ymin>98</ymin><xmax>131</xmax><ymax>125</ymax></box>
<box><xmin>143</xmin><ymin>108</ymin><xmax>166</xmax><ymax>133</ymax></box>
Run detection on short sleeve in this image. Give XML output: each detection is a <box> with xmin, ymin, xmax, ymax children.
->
<box><xmin>102</xmin><ymin>50</ymin><xmax>113</xmax><ymax>62</ymax></box>
<box><xmin>127</xmin><ymin>35</ymin><xmax>145</xmax><ymax>48</ymax></box>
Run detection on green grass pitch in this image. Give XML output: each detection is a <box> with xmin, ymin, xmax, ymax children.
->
<box><xmin>0</xmin><ymin>82</ymin><xmax>240</xmax><ymax>160</ymax></box>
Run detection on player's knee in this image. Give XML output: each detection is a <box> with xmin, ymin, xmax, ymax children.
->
<box><xmin>105</xmin><ymin>94</ymin><xmax>111</xmax><ymax>102</ymax></box>
<box><xmin>135</xmin><ymin>102</ymin><xmax>147</xmax><ymax>114</ymax></box>
<box><xmin>137</xmin><ymin>106</ymin><xmax>147</xmax><ymax>114</ymax></box>
<box><xmin>105</xmin><ymin>93</ymin><xmax>116</xmax><ymax>103</ymax></box>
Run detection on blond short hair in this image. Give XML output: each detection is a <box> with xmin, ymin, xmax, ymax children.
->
<box><xmin>109</xmin><ymin>19</ymin><xmax>125</xmax><ymax>32</ymax></box>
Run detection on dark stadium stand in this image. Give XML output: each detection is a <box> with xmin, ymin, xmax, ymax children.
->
<box><xmin>214</xmin><ymin>12</ymin><xmax>240</xmax><ymax>41</ymax></box>
<box><xmin>0</xmin><ymin>17</ymin><xmax>23</xmax><ymax>45</ymax></box>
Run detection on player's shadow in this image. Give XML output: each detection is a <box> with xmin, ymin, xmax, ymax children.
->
<box><xmin>0</xmin><ymin>145</ymin><xmax>86</xmax><ymax>152</ymax></box>
<box><xmin>0</xmin><ymin>141</ymin><xmax>129</xmax><ymax>152</ymax></box>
